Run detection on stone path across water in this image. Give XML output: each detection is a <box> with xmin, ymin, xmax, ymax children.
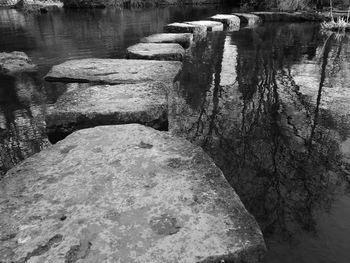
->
<box><xmin>0</xmin><ymin>11</ymin><xmax>274</xmax><ymax>263</ymax></box>
<box><xmin>0</xmin><ymin>124</ymin><xmax>266</xmax><ymax>263</ymax></box>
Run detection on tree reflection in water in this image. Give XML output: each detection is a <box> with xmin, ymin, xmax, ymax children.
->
<box><xmin>0</xmin><ymin>72</ymin><xmax>49</xmax><ymax>178</ymax></box>
<box><xmin>170</xmin><ymin>24</ymin><xmax>350</xmax><ymax>245</ymax></box>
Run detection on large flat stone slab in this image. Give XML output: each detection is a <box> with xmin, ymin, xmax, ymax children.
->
<box><xmin>209</xmin><ymin>14</ymin><xmax>241</xmax><ymax>29</ymax></box>
<box><xmin>232</xmin><ymin>13</ymin><xmax>262</xmax><ymax>26</ymax></box>
<box><xmin>252</xmin><ymin>11</ymin><xmax>325</xmax><ymax>22</ymax></box>
<box><xmin>127</xmin><ymin>43</ymin><xmax>185</xmax><ymax>61</ymax></box>
<box><xmin>164</xmin><ymin>22</ymin><xmax>207</xmax><ymax>37</ymax></box>
<box><xmin>140</xmin><ymin>33</ymin><xmax>193</xmax><ymax>49</ymax></box>
<box><xmin>186</xmin><ymin>20</ymin><xmax>224</xmax><ymax>31</ymax></box>
<box><xmin>0</xmin><ymin>51</ymin><xmax>37</xmax><ymax>74</ymax></box>
<box><xmin>44</xmin><ymin>59</ymin><xmax>182</xmax><ymax>84</ymax></box>
<box><xmin>0</xmin><ymin>124</ymin><xmax>266</xmax><ymax>263</ymax></box>
<box><xmin>45</xmin><ymin>82</ymin><xmax>168</xmax><ymax>135</ymax></box>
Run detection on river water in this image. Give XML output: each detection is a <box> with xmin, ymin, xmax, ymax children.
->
<box><xmin>1</xmin><ymin>6</ymin><xmax>350</xmax><ymax>263</ymax></box>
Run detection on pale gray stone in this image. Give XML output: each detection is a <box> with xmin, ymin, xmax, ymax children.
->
<box><xmin>209</xmin><ymin>14</ymin><xmax>241</xmax><ymax>29</ymax></box>
<box><xmin>164</xmin><ymin>22</ymin><xmax>207</xmax><ymax>37</ymax></box>
<box><xmin>127</xmin><ymin>43</ymin><xmax>185</xmax><ymax>61</ymax></box>
<box><xmin>141</xmin><ymin>33</ymin><xmax>193</xmax><ymax>49</ymax></box>
<box><xmin>44</xmin><ymin>59</ymin><xmax>182</xmax><ymax>84</ymax></box>
<box><xmin>0</xmin><ymin>124</ymin><xmax>266</xmax><ymax>263</ymax></box>
<box><xmin>45</xmin><ymin>82</ymin><xmax>169</xmax><ymax>134</ymax></box>
<box><xmin>232</xmin><ymin>13</ymin><xmax>262</xmax><ymax>27</ymax></box>
<box><xmin>186</xmin><ymin>20</ymin><xmax>224</xmax><ymax>31</ymax></box>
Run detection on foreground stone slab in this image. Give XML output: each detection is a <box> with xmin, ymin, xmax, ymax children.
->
<box><xmin>44</xmin><ymin>59</ymin><xmax>182</xmax><ymax>84</ymax></box>
<box><xmin>233</xmin><ymin>13</ymin><xmax>262</xmax><ymax>26</ymax></box>
<box><xmin>209</xmin><ymin>14</ymin><xmax>241</xmax><ymax>29</ymax></box>
<box><xmin>45</xmin><ymin>82</ymin><xmax>168</xmax><ymax>135</ymax></box>
<box><xmin>186</xmin><ymin>20</ymin><xmax>224</xmax><ymax>31</ymax></box>
<box><xmin>127</xmin><ymin>43</ymin><xmax>185</xmax><ymax>61</ymax></box>
<box><xmin>0</xmin><ymin>124</ymin><xmax>266</xmax><ymax>263</ymax></box>
<box><xmin>164</xmin><ymin>22</ymin><xmax>207</xmax><ymax>37</ymax></box>
<box><xmin>141</xmin><ymin>33</ymin><xmax>193</xmax><ymax>49</ymax></box>
<box><xmin>0</xmin><ymin>51</ymin><xmax>36</xmax><ymax>74</ymax></box>
<box><xmin>252</xmin><ymin>11</ymin><xmax>325</xmax><ymax>22</ymax></box>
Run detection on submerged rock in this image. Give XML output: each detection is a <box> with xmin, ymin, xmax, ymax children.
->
<box><xmin>0</xmin><ymin>51</ymin><xmax>36</xmax><ymax>74</ymax></box>
<box><xmin>232</xmin><ymin>13</ymin><xmax>262</xmax><ymax>27</ymax></box>
<box><xmin>0</xmin><ymin>124</ymin><xmax>266</xmax><ymax>263</ymax></box>
<box><xmin>209</xmin><ymin>14</ymin><xmax>241</xmax><ymax>29</ymax></box>
<box><xmin>127</xmin><ymin>43</ymin><xmax>185</xmax><ymax>61</ymax></box>
<box><xmin>45</xmin><ymin>82</ymin><xmax>168</xmax><ymax>135</ymax></box>
<box><xmin>186</xmin><ymin>20</ymin><xmax>224</xmax><ymax>31</ymax></box>
<box><xmin>140</xmin><ymin>33</ymin><xmax>193</xmax><ymax>49</ymax></box>
<box><xmin>44</xmin><ymin>59</ymin><xmax>182</xmax><ymax>84</ymax></box>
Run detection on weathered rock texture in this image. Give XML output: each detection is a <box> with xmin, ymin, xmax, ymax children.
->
<box><xmin>232</xmin><ymin>13</ymin><xmax>262</xmax><ymax>27</ymax></box>
<box><xmin>45</xmin><ymin>82</ymin><xmax>169</xmax><ymax>134</ymax></box>
<box><xmin>186</xmin><ymin>20</ymin><xmax>224</xmax><ymax>31</ymax></box>
<box><xmin>0</xmin><ymin>52</ymin><xmax>36</xmax><ymax>74</ymax></box>
<box><xmin>141</xmin><ymin>33</ymin><xmax>193</xmax><ymax>49</ymax></box>
<box><xmin>165</xmin><ymin>22</ymin><xmax>207</xmax><ymax>37</ymax></box>
<box><xmin>209</xmin><ymin>14</ymin><xmax>241</xmax><ymax>29</ymax></box>
<box><xmin>15</xmin><ymin>0</ymin><xmax>63</xmax><ymax>12</ymax></box>
<box><xmin>0</xmin><ymin>0</ymin><xmax>17</xmax><ymax>7</ymax></box>
<box><xmin>127</xmin><ymin>43</ymin><xmax>185</xmax><ymax>61</ymax></box>
<box><xmin>44</xmin><ymin>59</ymin><xmax>182</xmax><ymax>84</ymax></box>
<box><xmin>252</xmin><ymin>11</ymin><xmax>326</xmax><ymax>22</ymax></box>
<box><xmin>0</xmin><ymin>124</ymin><xmax>266</xmax><ymax>263</ymax></box>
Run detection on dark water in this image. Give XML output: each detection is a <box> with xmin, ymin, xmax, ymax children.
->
<box><xmin>1</xmin><ymin>6</ymin><xmax>350</xmax><ymax>263</ymax></box>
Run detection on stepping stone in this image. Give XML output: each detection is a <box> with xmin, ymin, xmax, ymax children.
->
<box><xmin>0</xmin><ymin>51</ymin><xmax>37</xmax><ymax>74</ymax></box>
<box><xmin>44</xmin><ymin>59</ymin><xmax>182</xmax><ymax>84</ymax></box>
<box><xmin>186</xmin><ymin>20</ymin><xmax>224</xmax><ymax>31</ymax></box>
<box><xmin>127</xmin><ymin>43</ymin><xmax>185</xmax><ymax>61</ymax></box>
<box><xmin>233</xmin><ymin>13</ymin><xmax>262</xmax><ymax>26</ymax></box>
<box><xmin>209</xmin><ymin>14</ymin><xmax>241</xmax><ymax>29</ymax></box>
<box><xmin>140</xmin><ymin>33</ymin><xmax>193</xmax><ymax>49</ymax></box>
<box><xmin>252</xmin><ymin>11</ymin><xmax>325</xmax><ymax>22</ymax></box>
<box><xmin>164</xmin><ymin>22</ymin><xmax>207</xmax><ymax>37</ymax></box>
<box><xmin>45</xmin><ymin>82</ymin><xmax>168</xmax><ymax>135</ymax></box>
<box><xmin>0</xmin><ymin>124</ymin><xmax>266</xmax><ymax>263</ymax></box>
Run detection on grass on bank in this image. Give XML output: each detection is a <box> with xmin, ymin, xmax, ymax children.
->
<box><xmin>321</xmin><ymin>0</ymin><xmax>350</xmax><ymax>31</ymax></box>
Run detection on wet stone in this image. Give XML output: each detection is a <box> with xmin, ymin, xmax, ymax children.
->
<box><xmin>232</xmin><ymin>13</ymin><xmax>262</xmax><ymax>26</ymax></box>
<box><xmin>140</xmin><ymin>33</ymin><xmax>194</xmax><ymax>49</ymax></box>
<box><xmin>252</xmin><ymin>11</ymin><xmax>326</xmax><ymax>22</ymax></box>
<box><xmin>44</xmin><ymin>59</ymin><xmax>182</xmax><ymax>84</ymax></box>
<box><xmin>45</xmin><ymin>82</ymin><xmax>169</xmax><ymax>135</ymax></box>
<box><xmin>164</xmin><ymin>22</ymin><xmax>207</xmax><ymax>37</ymax></box>
<box><xmin>209</xmin><ymin>14</ymin><xmax>241</xmax><ymax>29</ymax></box>
<box><xmin>186</xmin><ymin>20</ymin><xmax>224</xmax><ymax>32</ymax></box>
<box><xmin>127</xmin><ymin>43</ymin><xmax>185</xmax><ymax>61</ymax></box>
<box><xmin>0</xmin><ymin>124</ymin><xmax>266</xmax><ymax>263</ymax></box>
